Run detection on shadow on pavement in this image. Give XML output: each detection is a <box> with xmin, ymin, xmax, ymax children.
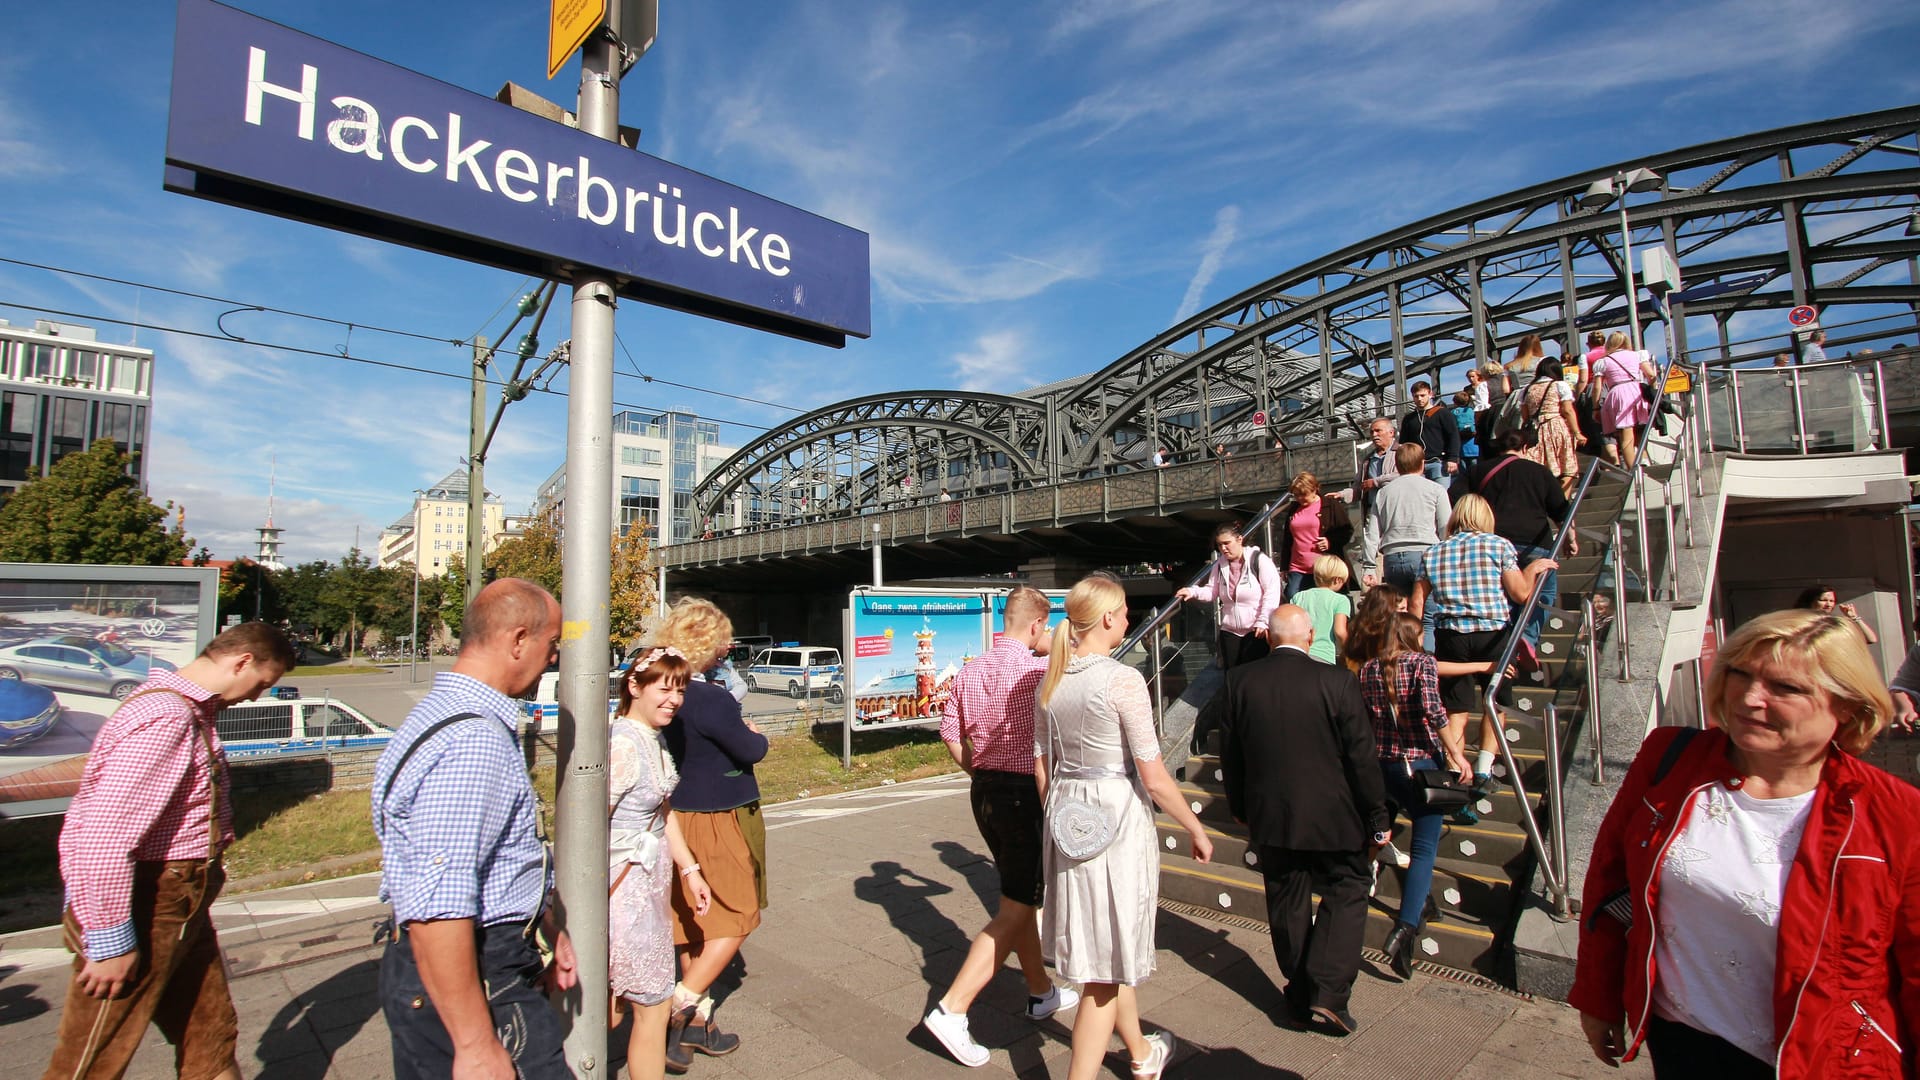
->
<box><xmin>1170</xmin><ymin>1044</ymin><xmax>1306</xmax><ymax>1078</ymax></box>
<box><xmin>0</xmin><ymin>965</ymin><xmax>49</xmax><ymax>1027</ymax></box>
<box><xmin>255</xmin><ymin>957</ymin><xmax>380</xmax><ymax>1079</ymax></box>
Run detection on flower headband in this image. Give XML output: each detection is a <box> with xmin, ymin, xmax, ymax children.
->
<box><xmin>628</xmin><ymin>645</ymin><xmax>687</xmax><ymax>675</ymax></box>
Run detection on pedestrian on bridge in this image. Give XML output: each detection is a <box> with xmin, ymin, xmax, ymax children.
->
<box><xmin>1352</xmin><ymin>417</ymin><xmax>1398</xmax><ymax>529</ymax></box>
<box><xmin>1412</xmin><ymin>496</ymin><xmax>1556</xmax><ymax>822</ymax></box>
<box><xmin>41</xmin><ymin>622</ymin><xmax>296</xmax><ymax>1080</ymax></box>
<box><xmin>1176</xmin><ymin>521</ymin><xmax>1281</xmax><ymax>671</ymax></box>
<box><xmin>922</xmin><ymin>586</ymin><xmax>1080</xmax><ymax>1068</ymax></box>
<box><xmin>1398</xmin><ymin>381</ymin><xmax>1462</xmax><ymax>482</ymax></box>
<box><xmin>1361</xmin><ymin>442</ymin><xmax>1451</xmax><ymax>598</ymax></box>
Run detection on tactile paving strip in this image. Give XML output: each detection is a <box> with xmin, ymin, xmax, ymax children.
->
<box><xmin>1157</xmin><ymin>897</ymin><xmax>1533</xmax><ymax>1001</ymax></box>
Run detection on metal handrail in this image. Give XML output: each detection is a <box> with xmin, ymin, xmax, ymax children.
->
<box><xmin>1477</xmin><ymin>338</ymin><xmax>1699</xmax><ymax>919</ymax></box>
<box><xmin>1114</xmin><ymin>495</ymin><xmax>1294</xmax><ymax>660</ymax></box>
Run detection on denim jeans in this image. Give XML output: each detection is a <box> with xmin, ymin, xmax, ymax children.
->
<box><xmin>1381</xmin><ymin>550</ymin><xmax>1423</xmax><ymax>594</ymax></box>
<box><xmin>383</xmin><ymin>923</ymin><xmax>571</xmax><ymax>1080</ymax></box>
<box><xmin>1286</xmin><ymin>569</ymin><xmax>1312</xmax><ymax>600</ymax></box>
<box><xmin>1378</xmin><ymin>758</ymin><xmax>1447</xmax><ymax>930</ymax></box>
<box><xmin>1512</xmin><ymin>543</ymin><xmax>1558</xmax><ymax>647</ymax></box>
<box><xmin>1422</xmin><ymin>461</ymin><xmax>1446</xmax><ymax>483</ymax></box>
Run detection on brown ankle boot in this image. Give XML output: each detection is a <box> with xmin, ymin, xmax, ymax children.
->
<box><xmin>665</xmin><ymin>1005</ymin><xmax>695</xmax><ymax>1073</ymax></box>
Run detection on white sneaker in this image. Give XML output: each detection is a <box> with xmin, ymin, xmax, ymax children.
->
<box><xmin>1376</xmin><ymin>842</ymin><xmax>1412</xmax><ymax>869</ymax></box>
<box><xmin>1026</xmin><ymin>984</ymin><xmax>1080</xmax><ymax>1020</ymax></box>
<box><xmin>1131</xmin><ymin>1030</ymin><xmax>1176</xmax><ymax>1079</ymax></box>
<box><xmin>922</xmin><ymin>1004</ymin><xmax>989</xmax><ymax>1068</ymax></box>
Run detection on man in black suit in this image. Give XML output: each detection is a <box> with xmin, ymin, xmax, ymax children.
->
<box><xmin>1219</xmin><ymin>605</ymin><xmax>1390</xmax><ymax>1035</ymax></box>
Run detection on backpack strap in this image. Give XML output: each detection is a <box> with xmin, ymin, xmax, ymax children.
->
<box><xmin>379</xmin><ymin>712</ymin><xmax>485</xmax><ymax>808</ymax></box>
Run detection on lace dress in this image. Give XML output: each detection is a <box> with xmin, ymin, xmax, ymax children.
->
<box><xmin>1521</xmin><ymin>379</ymin><xmax>1580</xmax><ymax>478</ymax></box>
<box><xmin>1037</xmin><ymin>654</ymin><xmax>1161</xmax><ymax>986</ymax></box>
<box><xmin>609</xmin><ymin>717</ymin><xmax>677</xmax><ymax>1005</ymax></box>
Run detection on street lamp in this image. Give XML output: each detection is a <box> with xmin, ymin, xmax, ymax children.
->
<box><xmin>1578</xmin><ymin>167</ymin><xmax>1665</xmax><ymax>349</ymax></box>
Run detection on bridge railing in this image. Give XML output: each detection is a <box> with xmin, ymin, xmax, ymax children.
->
<box><xmin>667</xmin><ymin>431</ymin><xmax>1363</xmax><ymax>568</ymax></box>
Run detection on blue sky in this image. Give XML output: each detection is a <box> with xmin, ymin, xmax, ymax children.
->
<box><xmin>1</xmin><ymin>0</ymin><xmax>1916</xmax><ymax>563</ymax></box>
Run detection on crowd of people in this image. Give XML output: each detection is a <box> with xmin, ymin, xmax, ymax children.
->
<box><xmin>29</xmin><ymin>329</ymin><xmax>1920</xmax><ymax>1079</ymax></box>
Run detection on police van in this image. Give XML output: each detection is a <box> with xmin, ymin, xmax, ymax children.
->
<box><xmin>213</xmin><ymin>694</ymin><xmax>393</xmax><ymax>760</ymax></box>
<box><xmin>742</xmin><ymin>646</ymin><xmax>844</xmax><ymax>703</ymax></box>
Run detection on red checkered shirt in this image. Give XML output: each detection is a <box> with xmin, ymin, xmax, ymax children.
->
<box><xmin>1359</xmin><ymin>652</ymin><xmax>1447</xmax><ymax>763</ymax></box>
<box><xmin>58</xmin><ymin>671</ymin><xmax>233</xmax><ymax>959</ymax></box>
<box><xmin>939</xmin><ymin>637</ymin><xmax>1046</xmax><ymax>775</ymax></box>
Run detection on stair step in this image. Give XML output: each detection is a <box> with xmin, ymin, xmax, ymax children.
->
<box><xmin>1155</xmin><ymin>829</ymin><xmax>1513</xmax><ymax>925</ymax></box>
<box><xmin>1157</xmin><ymin>861</ymin><xmax>1506</xmax><ymax>975</ymax></box>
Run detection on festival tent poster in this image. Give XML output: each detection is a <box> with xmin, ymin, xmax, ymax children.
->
<box><xmin>845</xmin><ymin>589</ymin><xmax>991</xmax><ymax>730</ymax></box>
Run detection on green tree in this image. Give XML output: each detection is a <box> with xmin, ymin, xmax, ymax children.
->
<box><xmin>319</xmin><ymin>549</ymin><xmax>381</xmax><ymax>654</ymax></box>
<box><xmin>486</xmin><ymin>506</ymin><xmax>563</xmax><ymax>598</ymax></box>
<box><xmin>608</xmin><ymin>523</ymin><xmax>656</xmax><ymax>656</ymax></box>
<box><xmin>441</xmin><ymin>554</ymin><xmax>470</xmax><ymax>638</ymax></box>
<box><xmin>218</xmin><ymin>558</ymin><xmax>284</xmax><ymax>626</ymax></box>
<box><xmin>0</xmin><ymin>440</ymin><xmax>191</xmax><ymax>564</ymax></box>
<box><xmin>278</xmin><ymin>560</ymin><xmax>338</xmax><ymax>641</ymax></box>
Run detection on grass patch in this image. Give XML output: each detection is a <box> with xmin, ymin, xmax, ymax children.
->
<box><xmin>284</xmin><ymin>663</ymin><xmax>388</xmax><ymax>678</ymax></box>
<box><xmin>0</xmin><ymin>731</ymin><xmax>957</xmax><ymax>931</ymax></box>
<box><xmin>754</xmin><ymin>723</ymin><xmax>959</xmax><ymax>803</ymax></box>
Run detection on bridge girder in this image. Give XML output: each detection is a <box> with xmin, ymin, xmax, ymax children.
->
<box><xmin>692</xmin><ymin>105</ymin><xmax>1920</xmax><ymax>522</ymax></box>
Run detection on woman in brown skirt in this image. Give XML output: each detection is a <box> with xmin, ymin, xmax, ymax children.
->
<box><xmin>658</xmin><ymin>598</ymin><xmax>767</xmax><ymax>1070</ymax></box>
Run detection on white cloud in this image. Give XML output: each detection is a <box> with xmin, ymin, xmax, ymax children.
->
<box><xmin>950</xmin><ymin>329</ymin><xmax>1031</xmax><ymax>392</ymax></box>
<box><xmin>1172</xmin><ymin>206</ymin><xmax>1240</xmax><ymax>324</ymax></box>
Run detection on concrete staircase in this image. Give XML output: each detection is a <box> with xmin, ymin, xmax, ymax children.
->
<box><xmin>1152</xmin><ymin>461</ymin><xmax>1639</xmax><ymax>980</ymax></box>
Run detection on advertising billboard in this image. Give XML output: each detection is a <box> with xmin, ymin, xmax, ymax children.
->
<box><xmin>0</xmin><ymin>566</ymin><xmax>220</xmax><ymax>818</ymax></box>
<box><xmin>838</xmin><ymin>587</ymin><xmax>1064</xmax><ymax>767</ymax></box>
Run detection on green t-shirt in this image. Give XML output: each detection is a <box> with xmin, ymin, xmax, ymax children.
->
<box><xmin>1294</xmin><ymin>587</ymin><xmax>1352</xmax><ymax>664</ymax></box>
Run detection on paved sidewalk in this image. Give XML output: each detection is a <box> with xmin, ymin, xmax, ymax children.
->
<box><xmin>0</xmin><ymin>773</ymin><xmax>1646</xmax><ymax>1078</ymax></box>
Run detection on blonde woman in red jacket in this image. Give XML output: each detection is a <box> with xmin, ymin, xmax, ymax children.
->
<box><xmin>1571</xmin><ymin>608</ymin><xmax>1920</xmax><ymax>1077</ymax></box>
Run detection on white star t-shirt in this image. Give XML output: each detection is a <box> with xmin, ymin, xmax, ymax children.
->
<box><xmin>1651</xmin><ymin>783</ymin><xmax>1814</xmax><ymax>1062</ymax></box>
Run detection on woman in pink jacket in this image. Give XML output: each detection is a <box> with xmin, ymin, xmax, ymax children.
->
<box><xmin>1175</xmin><ymin>521</ymin><xmax>1281</xmax><ymax>671</ymax></box>
<box><xmin>1572</xmin><ymin>608</ymin><xmax>1920</xmax><ymax>1077</ymax></box>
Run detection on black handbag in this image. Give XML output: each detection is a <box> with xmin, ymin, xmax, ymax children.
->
<box><xmin>1384</xmin><ymin>685</ymin><xmax>1472</xmax><ymax>812</ymax></box>
<box><xmin>1411</xmin><ymin>766</ymin><xmax>1472</xmax><ymax>812</ymax></box>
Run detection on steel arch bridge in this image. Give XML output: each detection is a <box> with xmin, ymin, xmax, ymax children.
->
<box><xmin>692</xmin><ymin>104</ymin><xmax>1920</xmax><ymax>530</ymax></box>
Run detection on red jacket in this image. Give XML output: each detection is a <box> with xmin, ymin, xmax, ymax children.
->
<box><xmin>1570</xmin><ymin>726</ymin><xmax>1920</xmax><ymax>1077</ymax></box>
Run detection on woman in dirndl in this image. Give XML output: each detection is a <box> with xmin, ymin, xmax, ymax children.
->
<box><xmin>659</xmin><ymin>598</ymin><xmax>767</xmax><ymax>1066</ymax></box>
<box><xmin>1595</xmin><ymin>331</ymin><xmax>1659</xmax><ymax>468</ymax></box>
<box><xmin>1520</xmin><ymin>358</ymin><xmax>1582</xmax><ymax>496</ymax></box>
<box><xmin>1038</xmin><ymin>572</ymin><xmax>1212</xmax><ymax>1080</ymax></box>
<box><xmin>610</xmin><ymin>646</ymin><xmax>711</xmax><ymax>1080</ymax></box>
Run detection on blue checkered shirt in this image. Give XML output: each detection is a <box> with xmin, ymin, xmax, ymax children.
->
<box><xmin>373</xmin><ymin>673</ymin><xmax>550</xmax><ymax>927</ymax></box>
<box><xmin>1418</xmin><ymin>531</ymin><xmax>1519</xmax><ymax>633</ymax></box>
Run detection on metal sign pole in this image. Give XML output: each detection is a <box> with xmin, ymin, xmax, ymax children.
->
<box><xmin>556</xmin><ymin>25</ymin><xmax>619</xmax><ymax>1078</ymax></box>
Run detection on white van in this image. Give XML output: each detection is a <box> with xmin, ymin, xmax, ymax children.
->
<box><xmin>743</xmin><ymin>646</ymin><xmax>844</xmax><ymax>703</ymax></box>
<box><xmin>213</xmin><ymin>696</ymin><xmax>393</xmax><ymax>761</ymax></box>
<box><xmin>521</xmin><ymin>669</ymin><xmax>623</xmax><ymax>733</ymax></box>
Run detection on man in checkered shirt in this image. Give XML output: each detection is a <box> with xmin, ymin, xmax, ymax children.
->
<box><xmin>42</xmin><ymin>621</ymin><xmax>296</xmax><ymax>1080</ymax></box>
<box><xmin>921</xmin><ymin>586</ymin><xmax>1080</xmax><ymax>1067</ymax></box>
<box><xmin>374</xmin><ymin>579</ymin><xmax>577</xmax><ymax>1080</ymax></box>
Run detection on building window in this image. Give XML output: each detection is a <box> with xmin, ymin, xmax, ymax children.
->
<box><xmin>0</xmin><ymin>392</ymin><xmax>33</xmax><ymax>483</ymax></box>
<box><xmin>70</xmin><ymin>351</ymin><xmax>97</xmax><ymax>383</ymax></box>
<box><xmin>27</xmin><ymin>345</ymin><xmax>55</xmax><ymax>379</ymax></box>
<box><xmin>45</xmin><ymin>397</ymin><xmax>88</xmax><ymax>468</ymax></box>
<box><xmin>620</xmin><ymin>476</ymin><xmax>660</xmax><ymax>535</ymax></box>
<box><xmin>94</xmin><ymin>402</ymin><xmax>133</xmax><ymax>455</ymax></box>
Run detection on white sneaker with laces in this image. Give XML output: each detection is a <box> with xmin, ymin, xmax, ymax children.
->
<box><xmin>1131</xmin><ymin>1030</ymin><xmax>1176</xmax><ymax>1079</ymax></box>
<box><xmin>1025</xmin><ymin>984</ymin><xmax>1080</xmax><ymax>1020</ymax></box>
<box><xmin>922</xmin><ymin>1004</ymin><xmax>989</xmax><ymax>1068</ymax></box>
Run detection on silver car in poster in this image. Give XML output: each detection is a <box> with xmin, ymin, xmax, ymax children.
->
<box><xmin>0</xmin><ymin>635</ymin><xmax>177</xmax><ymax>699</ymax></box>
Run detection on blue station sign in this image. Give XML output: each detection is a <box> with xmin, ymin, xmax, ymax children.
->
<box><xmin>164</xmin><ymin>0</ymin><xmax>870</xmax><ymax>347</ymax></box>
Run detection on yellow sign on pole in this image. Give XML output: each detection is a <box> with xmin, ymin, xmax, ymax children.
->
<box><xmin>548</xmin><ymin>0</ymin><xmax>607</xmax><ymax>80</ymax></box>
